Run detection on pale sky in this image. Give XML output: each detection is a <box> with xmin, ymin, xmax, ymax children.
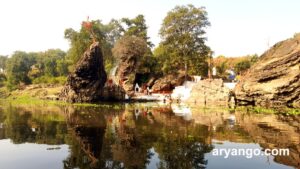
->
<box><xmin>1</xmin><ymin>0</ymin><xmax>300</xmax><ymax>57</ymax></box>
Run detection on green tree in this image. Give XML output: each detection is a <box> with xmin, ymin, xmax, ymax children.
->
<box><xmin>104</xmin><ymin>19</ymin><xmax>124</xmax><ymax>45</ymax></box>
<box><xmin>122</xmin><ymin>15</ymin><xmax>153</xmax><ymax>47</ymax></box>
<box><xmin>6</xmin><ymin>51</ymin><xmax>36</xmax><ymax>89</ymax></box>
<box><xmin>216</xmin><ymin>61</ymin><xmax>228</xmax><ymax>77</ymax></box>
<box><xmin>158</xmin><ymin>4</ymin><xmax>211</xmax><ymax>75</ymax></box>
<box><xmin>45</xmin><ymin>49</ymin><xmax>67</xmax><ymax>77</ymax></box>
<box><xmin>65</xmin><ymin>19</ymin><xmax>124</xmax><ymax>72</ymax></box>
<box><xmin>44</xmin><ymin>59</ymin><xmax>57</xmax><ymax>76</ymax></box>
<box><xmin>234</xmin><ymin>60</ymin><xmax>251</xmax><ymax>75</ymax></box>
<box><xmin>0</xmin><ymin>55</ymin><xmax>8</xmax><ymax>72</ymax></box>
<box><xmin>64</xmin><ymin>20</ymin><xmax>105</xmax><ymax>65</ymax></box>
<box><xmin>56</xmin><ymin>59</ymin><xmax>70</xmax><ymax>76</ymax></box>
<box><xmin>121</xmin><ymin>15</ymin><xmax>156</xmax><ymax>76</ymax></box>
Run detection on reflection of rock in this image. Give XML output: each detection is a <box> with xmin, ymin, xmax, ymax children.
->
<box><xmin>189</xmin><ymin>105</ymin><xmax>300</xmax><ymax>168</ymax></box>
<box><xmin>73</xmin><ymin>126</ymin><xmax>105</xmax><ymax>165</ymax></box>
<box><xmin>101</xmin><ymin>82</ymin><xmax>127</xmax><ymax>101</ymax></box>
<box><xmin>186</xmin><ymin>79</ymin><xmax>230</xmax><ymax>105</ymax></box>
<box><xmin>151</xmin><ymin>72</ymin><xmax>191</xmax><ymax>92</ymax></box>
<box><xmin>235</xmin><ymin>34</ymin><xmax>300</xmax><ymax>108</ymax></box>
<box><xmin>235</xmin><ymin>112</ymin><xmax>300</xmax><ymax>168</ymax></box>
<box><xmin>66</xmin><ymin>106</ymin><xmax>107</xmax><ymax>128</ymax></box>
<box><xmin>60</xmin><ymin>42</ymin><xmax>107</xmax><ymax>103</ymax></box>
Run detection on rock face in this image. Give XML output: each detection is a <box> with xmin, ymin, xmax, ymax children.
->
<box><xmin>115</xmin><ymin>56</ymin><xmax>137</xmax><ymax>97</ymax></box>
<box><xmin>151</xmin><ymin>72</ymin><xmax>191</xmax><ymax>92</ymax></box>
<box><xmin>186</xmin><ymin>79</ymin><xmax>230</xmax><ymax>106</ymax></box>
<box><xmin>235</xmin><ymin>34</ymin><xmax>300</xmax><ymax>108</ymax></box>
<box><xmin>60</xmin><ymin>42</ymin><xmax>107</xmax><ymax>102</ymax></box>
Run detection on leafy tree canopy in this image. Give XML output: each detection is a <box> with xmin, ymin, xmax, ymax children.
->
<box><xmin>156</xmin><ymin>4</ymin><xmax>211</xmax><ymax>76</ymax></box>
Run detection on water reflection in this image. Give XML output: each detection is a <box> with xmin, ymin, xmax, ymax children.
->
<box><xmin>0</xmin><ymin>102</ymin><xmax>299</xmax><ymax>169</ymax></box>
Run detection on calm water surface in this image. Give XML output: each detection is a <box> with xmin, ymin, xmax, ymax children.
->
<box><xmin>0</xmin><ymin>102</ymin><xmax>299</xmax><ymax>169</ymax></box>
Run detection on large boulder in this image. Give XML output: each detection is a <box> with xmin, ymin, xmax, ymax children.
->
<box><xmin>113</xmin><ymin>36</ymin><xmax>147</xmax><ymax>96</ymax></box>
<box><xmin>115</xmin><ymin>57</ymin><xmax>137</xmax><ymax>96</ymax></box>
<box><xmin>186</xmin><ymin>79</ymin><xmax>230</xmax><ymax>106</ymax></box>
<box><xmin>235</xmin><ymin>34</ymin><xmax>300</xmax><ymax>108</ymax></box>
<box><xmin>151</xmin><ymin>72</ymin><xmax>191</xmax><ymax>92</ymax></box>
<box><xmin>60</xmin><ymin>42</ymin><xmax>107</xmax><ymax>102</ymax></box>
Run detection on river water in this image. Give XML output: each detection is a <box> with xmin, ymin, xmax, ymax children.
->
<box><xmin>0</xmin><ymin>102</ymin><xmax>299</xmax><ymax>169</ymax></box>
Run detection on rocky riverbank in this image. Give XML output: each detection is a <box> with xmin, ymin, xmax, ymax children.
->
<box><xmin>235</xmin><ymin>34</ymin><xmax>300</xmax><ymax>108</ymax></box>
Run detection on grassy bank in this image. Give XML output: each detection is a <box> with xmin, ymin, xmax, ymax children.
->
<box><xmin>0</xmin><ymin>84</ymin><xmax>299</xmax><ymax>115</ymax></box>
<box><xmin>235</xmin><ymin>106</ymin><xmax>300</xmax><ymax>115</ymax></box>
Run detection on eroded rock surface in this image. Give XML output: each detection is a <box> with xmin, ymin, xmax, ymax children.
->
<box><xmin>235</xmin><ymin>34</ymin><xmax>300</xmax><ymax>108</ymax></box>
<box><xmin>60</xmin><ymin>42</ymin><xmax>107</xmax><ymax>102</ymax></box>
<box><xmin>151</xmin><ymin>72</ymin><xmax>191</xmax><ymax>92</ymax></box>
<box><xmin>186</xmin><ymin>79</ymin><xmax>230</xmax><ymax>105</ymax></box>
<box><xmin>115</xmin><ymin>57</ymin><xmax>137</xmax><ymax>96</ymax></box>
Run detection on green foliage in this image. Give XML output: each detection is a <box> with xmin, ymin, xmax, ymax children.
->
<box><xmin>64</xmin><ymin>19</ymin><xmax>123</xmax><ymax>72</ymax></box>
<box><xmin>138</xmin><ymin>48</ymin><xmax>159</xmax><ymax>74</ymax></box>
<box><xmin>6</xmin><ymin>51</ymin><xmax>37</xmax><ymax>89</ymax></box>
<box><xmin>122</xmin><ymin>15</ymin><xmax>153</xmax><ymax>47</ymax></box>
<box><xmin>156</xmin><ymin>4</ymin><xmax>211</xmax><ymax>76</ymax></box>
<box><xmin>0</xmin><ymin>73</ymin><xmax>6</xmax><ymax>87</ymax></box>
<box><xmin>56</xmin><ymin>59</ymin><xmax>70</xmax><ymax>76</ymax></box>
<box><xmin>32</xmin><ymin>76</ymin><xmax>67</xmax><ymax>85</ymax></box>
<box><xmin>214</xmin><ymin>54</ymin><xmax>259</xmax><ymax>79</ymax></box>
<box><xmin>4</xmin><ymin>49</ymin><xmax>69</xmax><ymax>90</ymax></box>
<box><xmin>216</xmin><ymin>61</ymin><xmax>228</xmax><ymax>78</ymax></box>
<box><xmin>234</xmin><ymin>54</ymin><xmax>258</xmax><ymax>75</ymax></box>
<box><xmin>0</xmin><ymin>55</ymin><xmax>8</xmax><ymax>72</ymax></box>
<box><xmin>236</xmin><ymin>106</ymin><xmax>300</xmax><ymax>115</ymax></box>
<box><xmin>65</xmin><ymin>15</ymin><xmax>156</xmax><ymax>75</ymax></box>
<box><xmin>112</xmin><ymin>36</ymin><xmax>147</xmax><ymax>60</ymax></box>
<box><xmin>44</xmin><ymin>58</ymin><xmax>57</xmax><ymax>76</ymax></box>
<box><xmin>64</xmin><ymin>20</ymin><xmax>104</xmax><ymax>65</ymax></box>
<box><xmin>234</xmin><ymin>60</ymin><xmax>251</xmax><ymax>74</ymax></box>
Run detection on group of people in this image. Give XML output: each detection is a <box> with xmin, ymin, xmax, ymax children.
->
<box><xmin>135</xmin><ymin>83</ymin><xmax>152</xmax><ymax>95</ymax></box>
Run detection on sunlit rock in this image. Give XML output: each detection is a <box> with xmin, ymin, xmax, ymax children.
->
<box><xmin>235</xmin><ymin>34</ymin><xmax>300</xmax><ymax>108</ymax></box>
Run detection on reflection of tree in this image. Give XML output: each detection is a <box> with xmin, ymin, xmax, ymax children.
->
<box><xmin>1</xmin><ymin>105</ymin><xmax>68</xmax><ymax>144</ymax></box>
<box><xmin>0</xmin><ymin>103</ymin><xmax>214</xmax><ymax>169</ymax></box>
<box><xmin>150</xmin><ymin>122</ymin><xmax>213</xmax><ymax>169</ymax></box>
<box><xmin>95</xmin><ymin>107</ymin><xmax>214</xmax><ymax>169</ymax></box>
<box><xmin>155</xmin><ymin>136</ymin><xmax>213</xmax><ymax>169</ymax></box>
<box><xmin>1</xmin><ymin>103</ymin><xmax>299</xmax><ymax>169</ymax></box>
<box><xmin>63</xmin><ymin>105</ymin><xmax>126</xmax><ymax>169</ymax></box>
<box><xmin>103</xmin><ymin>111</ymin><xmax>153</xmax><ymax>169</ymax></box>
<box><xmin>63</xmin><ymin>127</ymin><xmax>106</xmax><ymax>169</ymax></box>
<box><xmin>5</xmin><ymin>109</ymin><xmax>37</xmax><ymax>143</ymax></box>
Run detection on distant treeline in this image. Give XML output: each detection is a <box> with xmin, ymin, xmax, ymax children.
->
<box><xmin>0</xmin><ymin>50</ymin><xmax>69</xmax><ymax>90</ymax></box>
<box><xmin>213</xmin><ymin>54</ymin><xmax>259</xmax><ymax>79</ymax></box>
<box><xmin>0</xmin><ymin>4</ymin><xmax>257</xmax><ymax>91</ymax></box>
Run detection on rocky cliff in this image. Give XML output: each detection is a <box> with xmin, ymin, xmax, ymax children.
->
<box><xmin>59</xmin><ymin>42</ymin><xmax>107</xmax><ymax>102</ymax></box>
<box><xmin>235</xmin><ymin>34</ymin><xmax>300</xmax><ymax>108</ymax></box>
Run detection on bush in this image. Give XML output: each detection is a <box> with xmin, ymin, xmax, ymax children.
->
<box><xmin>32</xmin><ymin>76</ymin><xmax>67</xmax><ymax>85</ymax></box>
